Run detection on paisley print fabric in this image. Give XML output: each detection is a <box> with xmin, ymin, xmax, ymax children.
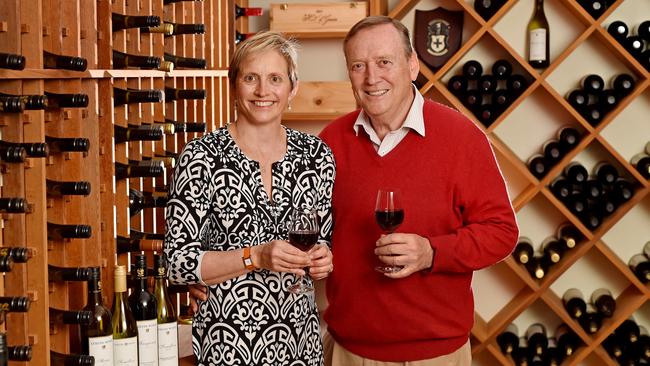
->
<box><xmin>165</xmin><ymin>126</ymin><xmax>335</xmax><ymax>366</ymax></box>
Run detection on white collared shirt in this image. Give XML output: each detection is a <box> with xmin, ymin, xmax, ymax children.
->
<box><xmin>353</xmin><ymin>84</ymin><xmax>426</xmax><ymax>157</ymax></box>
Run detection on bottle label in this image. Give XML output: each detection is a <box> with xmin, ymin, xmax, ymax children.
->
<box><xmin>114</xmin><ymin>336</ymin><xmax>138</xmax><ymax>366</ymax></box>
<box><xmin>158</xmin><ymin>321</ymin><xmax>179</xmax><ymax>365</ymax></box>
<box><xmin>89</xmin><ymin>334</ymin><xmax>114</xmax><ymax>366</ymax></box>
<box><xmin>529</xmin><ymin>29</ymin><xmax>547</xmax><ymax>61</ymax></box>
<box><xmin>137</xmin><ymin>318</ymin><xmax>159</xmax><ymax>365</ymax></box>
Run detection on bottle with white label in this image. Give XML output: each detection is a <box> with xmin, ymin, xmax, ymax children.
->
<box><xmin>128</xmin><ymin>254</ymin><xmax>158</xmax><ymax>366</ymax></box>
<box><xmin>154</xmin><ymin>254</ymin><xmax>179</xmax><ymax>365</ymax></box>
<box><xmin>81</xmin><ymin>267</ymin><xmax>113</xmax><ymax>366</ymax></box>
<box><xmin>112</xmin><ymin>265</ymin><xmax>139</xmax><ymax>365</ymax></box>
<box><xmin>527</xmin><ymin>0</ymin><xmax>550</xmax><ymax>68</ymax></box>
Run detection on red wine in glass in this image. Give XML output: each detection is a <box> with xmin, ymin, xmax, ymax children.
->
<box><xmin>288</xmin><ymin>208</ymin><xmax>319</xmax><ymax>294</ymax></box>
<box><xmin>375</xmin><ymin>209</ymin><xmax>404</xmax><ymax>233</ymax></box>
<box><xmin>288</xmin><ymin>230</ymin><xmax>318</xmax><ymax>252</ymax></box>
<box><xmin>375</xmin><ymin>189</ymin><xmax>404</xmax><ymax>273</ymax></box>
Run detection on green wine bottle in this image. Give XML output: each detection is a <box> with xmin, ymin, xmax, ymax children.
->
<box><xmin>128</xmin><ymin>255</ymin><xmax>158</xmax><ymax>365</ymax></box>
<box><xmin>154</xmin><ymin>254</ymin><xmax>179</xmax><ymax>365</ymax></box>
<box><xmin>111</xmin><ymin>265</ymin><xmax>138</xmax><ymax>365</ymax></box>
<box><xmin>527</xmin><ymin>0</ymin><xmax>549</xmax><ymax>68</ymax></box>
<box><xmin>81</xmin><ymin>267</ymin><xmax>113</xmax><ymax>366</ymax></box>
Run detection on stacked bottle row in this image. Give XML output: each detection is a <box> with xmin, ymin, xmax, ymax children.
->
<box><xmin>562</xmin><ymin>288</ymin><xmax>616</xmax><ymax>334</ymax></box>
<box><xmin>0</xmin><ymin>297</ymin><xmax>33</xmax><ymax>363</ymax></box>
<box><xmin>630</xmin><ymin>141</ymin><xmax>650</xmax><ymax>180</ymax></box>
<box><xmin>447</xmin><ymin>60</ymin><xmax>529</xmax><ymax>127</ymax></box>
<box><xmin>607</xmin><ymin>19</ymin><xmax>650</xmax><ymax>71</ymax></box>
<box><xmin>527</xmin><ymin>126</ymin><xmax>583</xmax><ymax>179</ymax></box>
<box><xmin>496</xmin><ymin>323</ymin><xmax>582</xmax><ymax>366</ymax></box>
<box><xmin>549</xmin><ymin>162</ymin><xmax>634</xmax><ymax>230</ymax></box>
<box><xmin>603</xmin><ymin>317</ymin><xmax>650</xmax><ymax>365</ymax></box>
<box><xmin>565</xmin><ymin>73</ymin><xmax>635</xmax><ymax>127</ymax></box>
<box><xmin>48</xmin><ymin>254</ymin><xmax>178</xmax><ymax>365</ymax></box>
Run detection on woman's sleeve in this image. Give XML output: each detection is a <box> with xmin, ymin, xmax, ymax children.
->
<box><xmin>316</xmin><ymin>141</ymin><xmax>336</xmax><ymax>248</ymax></box>
<box><xmin>164</xmin><ymin>139</ymin><xmax>215</xmax><ymax>285</ymax></box>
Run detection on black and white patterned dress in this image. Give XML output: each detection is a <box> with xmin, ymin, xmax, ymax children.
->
<box><xmin>164</xmin><ymin>126</ymin><xmax>335</xmax><ymax>366</ymax></box>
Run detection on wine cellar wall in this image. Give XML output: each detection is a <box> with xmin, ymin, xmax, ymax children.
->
<box><xmin>0</xmin><ymin>0</ymin><xmax>232</xmax><ymax>364</ymax></box>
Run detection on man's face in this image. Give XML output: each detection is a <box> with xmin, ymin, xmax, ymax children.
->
<box><xmin>344</xmin><ymin>23</ymin><xmax>419</xmax><ymax>123</ymax></box>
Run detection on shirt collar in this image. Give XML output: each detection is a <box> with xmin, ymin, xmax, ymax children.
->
<box><xmin>353</xmin><ymin>84</ymin><xmax>426</xmax><ymax>139</ymax></box>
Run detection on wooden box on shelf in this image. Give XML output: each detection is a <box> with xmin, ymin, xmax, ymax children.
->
<box><xmin>269</xmin><ymin>1</ymin><xmax>368</xmax><ymax>38</ymax></box>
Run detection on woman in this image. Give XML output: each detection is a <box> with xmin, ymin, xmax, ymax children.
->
<box><xmin>164</xmin><ymin>31</ymin><xmax>335</xmax><ymax>365</ymax></box>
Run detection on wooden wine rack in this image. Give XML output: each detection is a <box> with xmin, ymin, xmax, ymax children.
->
<box><xmin>0</xmin><ymin>0</ymin><xmax>233</xmax><ymax>364</ymax></box>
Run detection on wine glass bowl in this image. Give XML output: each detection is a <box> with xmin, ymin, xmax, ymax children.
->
<box><xmin>374</xmin><ymin>189</ymin><xmax>404</xmax><ymax>273</ymax></box>
<box><xmin>287</xmin><ymin>208</ymin><xmax>319</xmax><ymax>294</ymax></box>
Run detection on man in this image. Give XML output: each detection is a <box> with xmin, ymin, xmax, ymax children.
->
<box><xmin>317</xmin><ymin>16</ymin><xmax>518</xmax><ymax>365</ymax></box>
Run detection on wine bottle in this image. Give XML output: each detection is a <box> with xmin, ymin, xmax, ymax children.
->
<box><xmin>43</xmin><ymin>51</ymin><xmax>87</xmax><ymax>71</ymax></box>
<box><xmin>154</xmin><ymin>254</ymin><xmax>179</xmax><ymax>365</ymax></box>
<box><xmin>491</xmin><ymin>89</ymin><xmax>510</xmax><ymax>113</ymax></box>
<box><xmin>8</xmin><ymin>345</ymin><xmax>32</xmax><ymax>361</ymax></box>
<box><xmin>112</xmin><ymin>265</ymin><xmax>139</xmax><ymax>366</ymax></box>
<box><xmin>623</xmin><ymin>35</ymin><xmax>644</xmax><ymax>59</ymax></box>
<box><xmin>0</xmin><ymin>52</ymin><xmax>26</xmax><ymax>70</ymax></box>
<box><xmin>164</xmin><ymin>87</ymin><xmax>207</xmax><ymax>101</ymax></box>
<box><xmin>542</xmin><ymin>140</ymin><xmax>563</xmax><ymax>166</ymax></box>
<box><xmin>592</xmin><ymin>192</ymin><xmax>617</xmax><ymax>219</ymax></box>
<box><xmin>112</xmin><ymin>50</ymin><xmax>161</xmax><ymax>70</ymax></box>
<box><xmin>0</xmin><ymin>146</ymin><xmax>26</xmax><ymax>163</ymax></box>
<box><xmin>45</xmin><ymin>136</ymin><xmax>90</xmax><ymax>153</ymax></box>
<box><xmin>631</xmin><ymin>153</ymin><xmax>650</xmax><ymax>179</ymax></box>
<box><xmin>235</xmin><ymin>31</ymin><xmax>254</xmax><ymax>45</ymax></box>
<box><xmin>164</xmin><ymin>0</ymin><xmax>203</xmax><ymax>4</ymax></box>
<box><xmin>0</xmin><ymin>92</ymin><xmax>47</xmax><ymax>110</ymax></box>
<box><xmin>616</xmin><ymin>317</ymin><xmax>640</xmax><ymax>344</ymax></box>
<box><xmin>0</xmin><ymin>96</ymin><xmax>25</xmax><ymax>113</ymax></box>
<box><xmin>46</xmin><ymin>179</ymin><xmax>91</xmax><ymax>197</ymax></box>
<box><xmin>562</xmin><ymin>288</ymin><xmax>586</xmax><ymax>319</ymax></box>
<box><xmin>611</xmin><ymin>73</ymin><xmax>635</xmax><ymax>98</ymax></box>
<box><xmin>591</xmin><ymin>288</ymin><xmax>616</xmax><ymax>318</ymax></box>
<box><xmin>578</xmin><ymin>303</ymin><xmax>602</xmax><ymax>334</ymax></box>
<box><xmin>115</xmin><ymin>162</ymin><xmax>165</xmax><ymax>179</ymax></box>
<box><xmin>50</xmin><ymin>351</ymin><xmax>95</xmax><ymax>366</ymax></box>
<box><xmin>476</xmin><ymin>104</ymin><xmax>497</xmax><ymax>126</ymax></box>
<box><xmin>527</xmin><ymin>154</ymin><xmax>549</xmax><ymax>179</ymax></box>
<box><xmin>0</xmin><ymin>255</ymin><xmax>13</xmax><ymax>273</ymax></box>
<box><xmin>629</xmin><ymin>253</ymin><xmax>650</xmax><ymax>283</ymax></box>
<box><xmin>48</xmin><ymin>265</ymin><xmax>91</xmax><ymax>282</ymax></box>
<box><xmin>164</xmin><ymin>119</ymin><xmax>206</xmax><ymax>133</ymax></box>
<box><xmin>0</xmin><ymin>247</ymin><xmax>30</xmax><ymax>263</ymax></box>
<box><xmin>506</xmin><ymin>74</ymin><xmax>528</xmax><ymax>98</ymax></box>
<box><xmin>603</xmin><ymin>332</ymin><xmax>625</xmax><ymax>359</ymax></box>
<box><xmin>165</xmin><ymin>22</ymin><xmax>205</xmax><ymax>36</ymax></box>
<box><xmin>117</xmin><ymin>236</ymin><xmax>163</xmax><ymax>254</ymax></box>
<box><xmin>579</xmin><ymin>0</ymin><xmax>607</xmax><ymax>19</ymax></box>
<box><xmin>636</xmin><ymin>325</ymin><xmax>650</xmax><ymax>362</ymax></box>
<box><xmin>462</xmin><ymin>60</ymin><xmax>483</xmax><ymax>80</ymax></box>
<box><xmin>491</xmin><ymin>59</ymin><xmax>512</xmax><ymax>79</ymax></box>
<box><xmin>525</xmin><ymin>255</ymin><xmax>548</xmax><ymax>279</ymax></box>
<box><xmin>49</xmin><ymin>307</ymin><xmax>92</xmax><ymax>325</ymax></box>
<box><xmin>133</xmin><ymin>156</ymin><xmax>175</xmax><ymax>169</ymax></box>
<box><xmin>81</xmin><ymin>267</ymin><xmax>113</xmax><ymax>366</ymax></box>
<box><xmin>543</xmin><ymin>340</ymin><xmax>563</xmax><ymax>366</ymax></box>
<box><xmin>0</xmin><ymin>296</ymin><xmax>30</xmax><ymax>313</ymax></box>
<box><xmin>462</xmin><ymin>90</ymin><xmax>482</xmax><ymax>112</ymax></box>
<box><xmin>611</xmin><ymin>178</ymin><xmax>634</xmax><ymax>205</ymax></box>
<box><xmin>129</xmin><ymin>188</ymin><xmax>168</xmax><ymax>217</ymax></box>
<box><xmin>555</xmin><ymin>323</ymin><xmax>580</xmax><ymax>357</ymax></box>
<box><xmin>579</xmin><ymin>209</ymin><xmax>601</xmax><ymax>231</ymax></box>
<box><xmin>583</xmin><ymin>178</ymin><xmax>603</xmax><ymax>200</ymax></box>
<box><xmin>513</xmin><ymin>237</ymin><xmax>534</xmax><ymax>264</ymax></box>
<box><xmin>581</xmin><ymin>74</ymin><xmax>605</xmax><ymax>94</ymax></box>
<box><xmin>0</xmin><ymin>197</ymin><xmax>28</xmax><ymax>213</ymax></box>
<box><xmin>130</xmin><ymin>229</ymin><xmax>165</xmax><ymax>241</ymax></box>
<box><xmin>550</xmin><ymin>176</ymin><xmax>571</xmax><ymax>202</ymax></box>
<box><xmin>527</xmin><ymin>0</ymin><xmax>549</xmax><ymax>68</ymax></box>
<box><xmin>151</xmin><ymin>122</ymin><xmax>176</xmax><ymax>135</ymax></box>
<box><xmin>593</xmin><ymin>162</ymin><xmax>618</xmax><ymax>187</ymax></box>
<box><xmin>607</xmin><ymin>20</ymin><xmax>629</xmax><ymax>43</ymax></box>
<box><xmin>511</xmin><ymin>337</ymin><xmax>529</xmax><ymax>366</ymax></box>
<box><xmin>563</xmin><ymin>162</ymin><xmax>588</xmax><ymax>186</ymax></box>
<box><xmin>47</xmin><ymin>222</ymin><xmax>92</xmax><ymax>240</ymax></box>
<box><xmin>113</xmin><ymin>87</ymin><xmax>163</xmax><ymax>106</ymax></box>
<box><xmin>566</xmin><ymin>89</ymin><xmax>589</xmax><ymax>112</ymax></box>
<box><xmin>114</xmin><ymin>125</ymin><xmax>163</xmax><ymax>144</ymax></box>
<box><xmin>45</xmin><ymin>91</ymin><xmax>89</xmax><ymax>108</ymax></box>
<box><xmin>497</xmin><ymin>323</ymin><xmax>519</xmax><ymax>355</ymax></box>
<box><xmin>447</xmin><ymin>75</ymin><xmax>468</xmax><ymax>98</ymax></box>
<box><xmin>637</xmin><ymin>20</ymin><xmax>650</xmax><ymax>42</ymax></box>
<box><xmin>163</xmin><ymin>53</ymin><xmax>206</xmax><ymax>69</ymax></box>
<box><xmin>526</xmin><ymin>323</ymin><xmax>548</xmax><ymax>356</ymax></box>
<box><xmin>139</xmin><ymin>23</ymin><xmax>174</xmax><ymax>36</ymax></box>
<box><xmin>0</xmin><ymin>140</ymin><xmax>49</xmax><ymax>158</ymax></box>
<box><xmin>235</xmin><ymin>5</ymin><xmax>263</xmax><ymax>18</ymax></box>
<box><xmin>128</xmin><ymin>255</ymin><xmax>158</xmax><ymax>365</ymax></box>
<box><xmin>477</xmin><ymin>74</ymin><xmax>497</xmax><ymax>94</ymax></box>
<box><xmin>556</xmin><ymin>223</ymin><xmax>581</xmax><ymax>250</ymax></box>
<box><xmin>541</xmin><ymin>237</ymin><xmax>562</xmax><ymax>264</ymax></box>
<box><xmin>566</xmin><ymin>191</ymin><xmax>588</xmax><ymax>216</ymax></box>
<box><xmin>112</xmin><ymin>12</ymin><xmax>160</xmax><ymax>32</ymax></box>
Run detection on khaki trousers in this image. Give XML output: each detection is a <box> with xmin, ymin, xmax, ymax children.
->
<box><xmin>322</xmin><ymin>332</ymin><xmax>471</xmax><ymax>366</ymax></box>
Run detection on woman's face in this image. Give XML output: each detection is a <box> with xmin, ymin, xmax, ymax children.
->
<box><xmin>235</xmin><ymin>49</ymin><xmax>296</xmax><ymax>126</ymax></box>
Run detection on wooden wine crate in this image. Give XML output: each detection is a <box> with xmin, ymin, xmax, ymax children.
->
<box><xmin>283</xmin><ymin>81</ymin><xmax>356</xmax><ymax>121</ymax></box>
<box><xmin>269</xmin><ymin>2</ymin><xmax>368</xmax><ymax>38</ymax></box>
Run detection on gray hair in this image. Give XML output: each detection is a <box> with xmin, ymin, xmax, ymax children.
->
<box><xmin>343</xmin><ymin>16</ymin><xmax>414</xmax><ymax>61</ymax></box>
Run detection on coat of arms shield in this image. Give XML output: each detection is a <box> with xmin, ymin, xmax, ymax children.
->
<box><xmin>414</xmin><ymin>8</ymin><xmax>463</xmax><ymax>71</ymax></box>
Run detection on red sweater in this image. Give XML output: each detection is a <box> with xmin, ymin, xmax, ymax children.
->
<box><xmin>319</xmin><ymin>100</ymin><xmax>519</xmax><ymax>361</ymax></box>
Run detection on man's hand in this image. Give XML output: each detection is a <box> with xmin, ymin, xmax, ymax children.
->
<box><xmin>307</xmin><ymin>243</ymin><xmax>333</xmax><ymax>280</ymax></box>
<box><xmin>188</xmin><ymin>284</ymin><xmax>208</xmax><ymax>314</ymax></box>
<box><xmin>374</xmin><ymin>233</ymin><xmax>433</xmax><ymax>278</ymax></box>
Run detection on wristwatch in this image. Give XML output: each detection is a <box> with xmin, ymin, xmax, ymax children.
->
<box><xmin>242</xmin><ymin>247</ymin><xmax>255</xmax><ymax>271</ymax></box>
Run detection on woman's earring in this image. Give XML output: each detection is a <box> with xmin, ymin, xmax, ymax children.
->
<box><xmin>287</xmin><ymin>102</ymin><xmax>292</xmax><ymax>111</ymax></box>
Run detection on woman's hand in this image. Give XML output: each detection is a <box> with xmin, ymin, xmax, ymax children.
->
<box><xmin>252</xmin><ymin>240</ymin><xmax>311</xmax><ymax>275</ymax></box>
<box><xmin>307</xmin><ymin>243</ymin><xmax>333</xmax><ymax>280</ymax></box>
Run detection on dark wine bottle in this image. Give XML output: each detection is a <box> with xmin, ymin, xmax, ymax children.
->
<box><xmin>578</xmin><ymin>303</ymin><xmax>602</xmax><ymax>334</ymax></box>
<box><xmin>43</xmin><ymin>51</ymin><xmax>87</xmax><ymax>71</ymax></box>
<box><xmin>151</xmin><ymin>122</ymin><xmax>176</xmax><ymax>135</ymax></box>
<box><xmin>50</xmin><ymin>351</ymin><xmax>95</xmax><ymax>366</ymax></box>
<box><xmin>0</xmin><ymin>92</ymin><xmax>47</xmax><ymax>110</ymax></box>
<box><xmin>629</xmin><ymin>254</ymin><xmax>650</xmax><ymax>283</ymax></box>
<box><xmin>235</xmin><ymin>31</ymin><xmax>254</xmax><ymax>45</ymax></box>
<box><xmin>111</xmin><ymin>12</ymin><xmax>160</xmax><ymax>32</ymax></box>
<box><xmin>637</xmin><ymin>20</ymin><xmax>650</xmax><ymax>42</ymax></box>
<box><xmin>616</xmin><ymin>317</ymin><xmax>640</xmax><ymax>344</ymax></box>
<box><xmin>491</xmin><ymin>59</ymin><xmax>512</xmax><ymax>79</ymax></box>
<box><xmin>447</xmin><ymin>75</ymin><xmax>468</xmax><ymax>97</ymax></box>
<box><xmin>631</xmin><ymin>153</ymin><xmax>650</xmax><ymax>179</ymax></box>
<box><xmin>114</xmin><ymin>125</ymin><xmax>163</xmax><ymax>144</ymax></box>
<box><xmin>0</xmin><ymin>296</ymin><xmax>30</xmax><ymax>312</ymax></box>
<box><xmin>566</xmin><ymin>89</ymin><xmax>589</xmax><ymax>112</ymax></box>
<box><xmin>153</xmin><ymin>254</ymin><xmax>179</xmax><ymax>364</ymax></box>
<box><xmin>497</xmin><ymin>323</ymin><xmax>519</xmax><ymax>355</ymax></box>
<box><xmin>563</xmin><ymin>162</ymin><xmax>588</xmax><ymax>186</ymax></box>
<box><xmin>597</xmin><ymin>89</ymin><xmax>618</xmax><ymax>113</ymax></box>
<box><xmin>550</xmin><ymin>176</ymin><xmax>571</xmax><ymax>202</ymax></box>
<box><xmin>527</xmin><ymin>0</ymin><xmax>550</xmax><ymax>68</ymax></box>
<box><xmin>541</xmin><ymin>237</ymin><xmax>562</xmax><ymax>264</ymax></box>
<box><xmin>583</xmin><ymin>178</ymin><xmax>603</xmax><ymax>200</ymax></box>
<box><xmin>129</xmin><ymin>188</ymin><xmax>168</xmax><ymax>217</ymax></box>
<box><xmin>50</xmin><ymin>307</ymin><xmax>92</xmax><ymax>325</ymax></box>
<box><xmin>526</xmin><ymin>323</ymin><xmax>548</xmax><ymax>356</ymax></box>
<box><xmin>513</xmin><ymin>237</ymin><xmax>534</xmax><ymax>264</ymax></box>
<box><xmin>593</xmin><ymin>162</ymin><xmax>618</xmax><ymax>187</ymax></box>
<box><xmin>112</xmin><ymin>50</ymin><xmax>161</xmax><ymax>69</ymax></box>
<box><xmin>0</xmin><ymin>247</ymin><xmax>30</xmax><ymax>263</ymax></box>
<box><xmin>81</xmin><ymin>267</ymin><xmax>113</xmax><ymax>366</ymax></box>
<box><xmin>139</xmin><ymin>23</ymin><xmax>174</xmax><ymax>36</ymax></box>
<box><xmin>527</xmin><ymin>154</ymin><xmax>549</xmax><ymax>179</ymax></box>
<box><xmin>579</xmin><ymin>0</ymin><xmax>607</xmax><ymax>19</ymax></box>
<box><xmin>112</xmin><ymin>265</ymin><xmax>139</xmax><ymax>365</ymax></box>
<box><xmin>45</xmin><ymin>136</ymin><xmax>90</xmax><ymax>153</ymax></box>
<box><xmin>0</xmin><ymin>52</ymin><xmax>26</xmax><ymax>70</ymax></box>
<box><xmin>636</xmin><ymin>325</ymin><xmax>650</xmax><ymax>363</ymax></box>
<box><xmin>555</xmin><ymin>323</ymin><xmax>580</xmax><ymax>358</ymax></box>
<box><xmin>0</xmin><ymin>197</ymin><xmax>28</xmax><ymax>213</ymax></box>
<box><xmin>506</xmin><ymin>74</ymin><xmax>528</xmax><ymax>98</ymax></box>
<box><xmin>477</xmin><ymin>74</ymin><xmax>497</xmax><ymax>94</ymax></box>
<box><xmin>0</xmin><ymin>96</ymin><xmax>25</xmax><ymax>113</ymax></box>
<box><xmin>511</xmin><ymin>337</ymin><xmax>529</xmax><ymax>366</ymax></box>
<box><xmin>8</xmin><ymin>345</ymin><xmax>32</xmax><ymax>361</ymax></box>
<box><xmin>128</xmin><ymin>255</ymin><xmax>158</xmax><ymax>365</ymax></box>
<box><xmin>542</xmin><ymin>140</ymin><xmax>562</xmax><ymax>166</ymax></box>
<box><xmin>491</xmin><ymin>89</ymin><xmax>510</xmax><ymax>113</ymax></box>
<box><xmin>562</xmin><ymin>288</ymin><xmax>586</xmax><ymax>319</ymax></box>
<box><xmin>165</xmin><ymin>22</ymin><xmax>205</xmax><ymax>36</ymax></box>
<box><xmin>164</xmin><ymin>87</ymin><xmax>206</xmax><ymax>101</ymax></box>
<box><xmin>462</xmin><ymin>60</ymin><xmax>483</xmax><ymax>80</ymax></box>
<box><xmin>164</xmin><ymin>119</ymin><xmax>206</xmax><ymax>133</ymax></box>
<box><xmin>542</xmin><ymin>340</ymin><xmax>563</xmax><ymax>366</ymax></box>
<box><xmin>235</xmin><ymin>5</ymin><xmax>263</xmax><ymax>18</ymax></box>
<box><xmin>0</xmin><ymin>140</ymin><xmax>48</xmax><ymax>158</ymax></box>
<box><xmin>0</xmin><ymin>254</ymin><xmax>14</xmax><ymax>273</ymax></box>
<box><xmin>611</xmin><ymin>178</ymin><xmax>634</xmax><ymax>205</ymax></box>
<box><xmin>557</xmin><ymin>223</ymin><xmax>581</xmax><ymax>250</ymax></box>
<box><xmin>0</xmin><ymin>146</ymin><xmax>26</xmax><ymax>163</ymax></box>
<box><xmin>612</xmin><ymin>73</ymin><xmax>635</xmax><ymax>98</ymax></box>
<box><xmin>46</xmin><ymin>179</ymin><xmax>91</xmax><ymax>197</ymax></box>
<box><xmin>525</xmin><ymin>255</ymin><xmax>548</xmax><ymax>279</ymax></box>
<box><xmin>133</xmin><ymin>156</ymin><xmax>175</xmax><ymax>169</ymax></box>
<box><xmin>607</xmin><ymin>20</ymin><xmax>629</xmax><ymax>43</ymax></box>
<box><xmin>163</xmin><ymin>53</ymin><xmax>206</xmax><ymax>69</ymax></box>
<box><xmin>566</xmin><ymin>191</ymin><xmax>588</xmax><ymax>215</ymax></box>
<box><xmin>603</xmin><ymin>332</ymin><xmax>625</xmax><ymax>359</ymax></box>
<box><xmin>48</xmin><ymin>265</ymin><xmax>91</xmax><ymax>282</ymax></box>
<box><xmin>579</xmin><ymin>209</ymin><xmax>601</xmax><ymax>231</ymax></box>
<box><xmin>582</xmin><ymin>74</ymin><xmax>605</xmax><ymax>94</ymax></box>
<box><xmin>476</xmin><ymin>104</ymin><xmax>497</xmax><ymax>126</ymax></box>
<box><xmin>115</xmin><ymin>162</ymin><xmax>165</xmax><ymax>179</ymax></box>
<box><xmin>130</xmin><ymin>229</ymin><xmax>165</xmax><ymax>241</ymax></box>
<box><xmin>117</xmin><ymin>236</ymin><xmax>163</xmax><ymax>254</ymax></box>
<box><xmin>113</xmin><ymin>87</ymin><xmax>163</xmax><ymax>106</ymax></box>
<box><xmin>462</xmin><ymin>90</ymin><xmax>482</xmax><ymax>112</ymax></box>
<box><xmin>623</xmin><ymin>35</ymin><xmax>644</xmax><ymax>59</ymax></box>
<box><xmin>47</xmin><ymin>222</ymin><xmax>92</xmax><ymax>240</ymax></box>
<box><xmin>591</xmin><ymin>288</ymin><xmax>616</xmax><ymax>318</ymax></box>
<box><xmin>45</xmin><ymin>91</ymin><xmax>89</xmax><ymax>108</ymax></box>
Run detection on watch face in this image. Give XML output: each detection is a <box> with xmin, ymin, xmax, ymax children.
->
<box><xmin>244</xmin><ymin>258</ymin><xmax>252</xmax><ymax>266</ymax></box>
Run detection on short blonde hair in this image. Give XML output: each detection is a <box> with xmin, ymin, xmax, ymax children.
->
<box><xmin>228</xmin><ymin>31</ymin><xmax>299</xmax><ymax>90</ymax></box>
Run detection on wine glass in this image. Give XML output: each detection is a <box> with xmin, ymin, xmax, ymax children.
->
<box><xmin>287</xmin><ymin>208</ymin><xmax>319</xmax><ymax>294</ymax></box>
<box><xmin>374</xmin><ymin>188</ymin><xmax>404</xmax><ymax>273</ymax></box>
